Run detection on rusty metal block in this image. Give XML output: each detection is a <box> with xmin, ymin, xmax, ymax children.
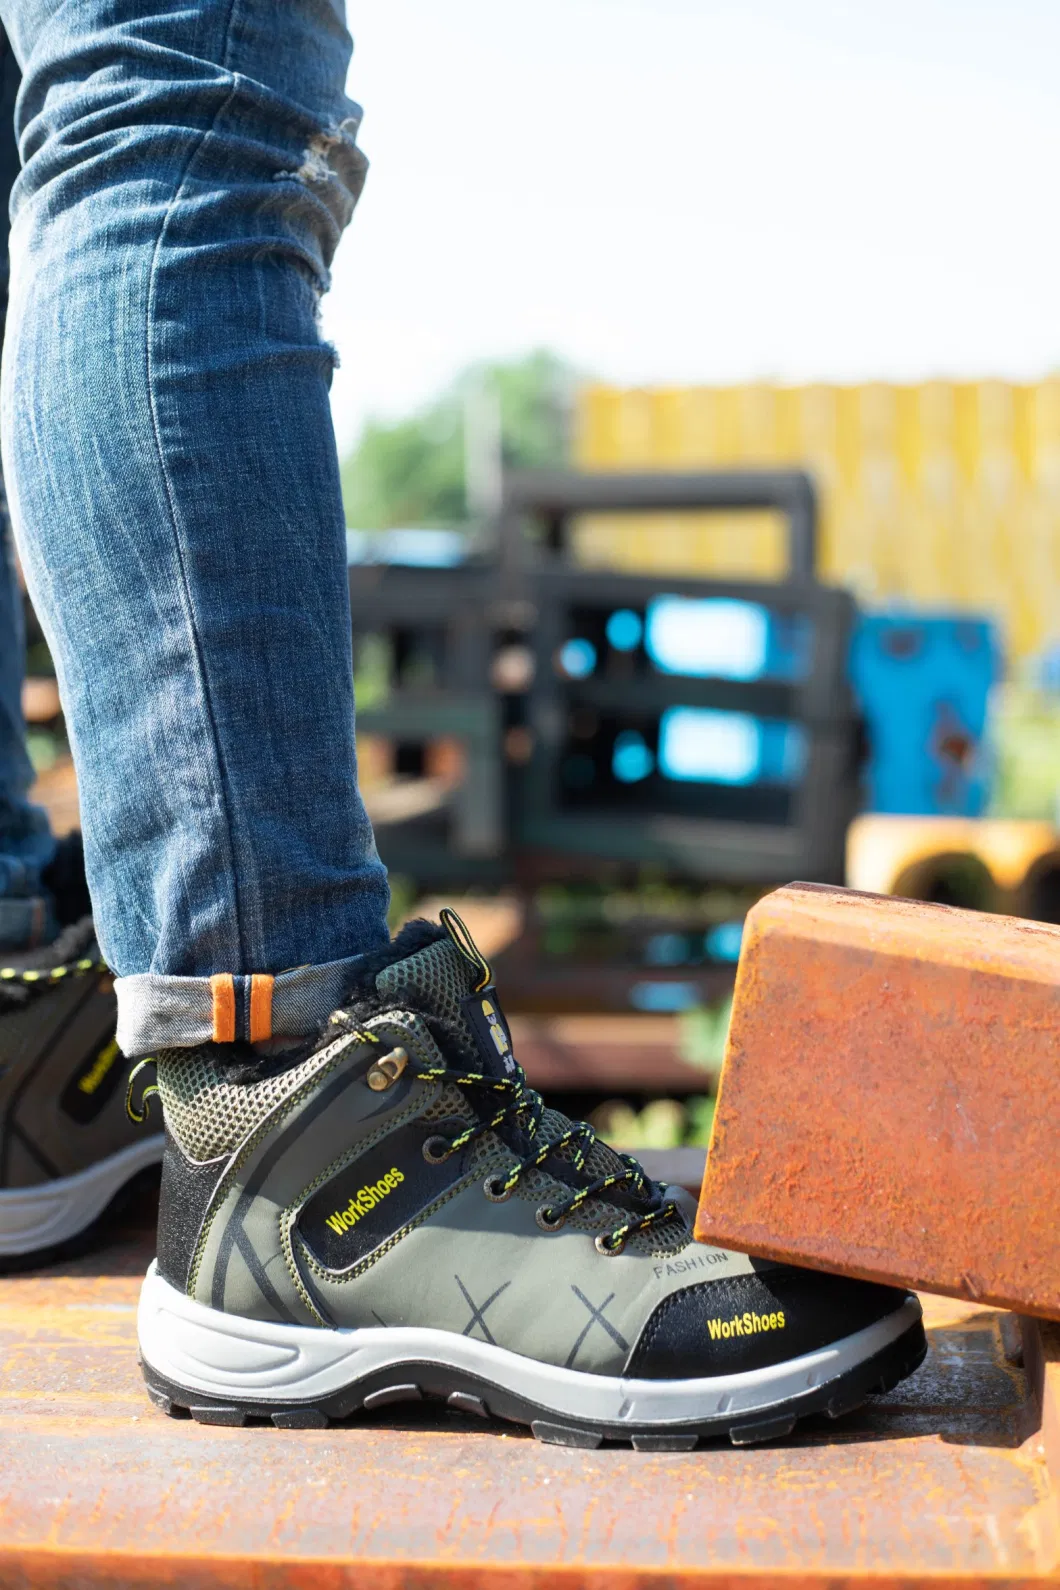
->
<box><xmin>695</xmin><ymin>882</ymin><xmax>1060</xmax><ymax>1320</ymax></box>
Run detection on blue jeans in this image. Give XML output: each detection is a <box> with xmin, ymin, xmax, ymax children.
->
<box><xmin>0</xmin><ymin>0</ymin><xmax>391</xmax><ymax>1051</ymax></box>
<box><xmin>0</xmin><ymin>25</ymin><xmax>54</xmax><ymax>953</ymax></box>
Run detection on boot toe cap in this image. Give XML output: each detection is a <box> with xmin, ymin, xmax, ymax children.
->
<box><xmin>626</xmin><ymin>1262</ymin><xmax>916</xmax><ymax>1380</ymax></box>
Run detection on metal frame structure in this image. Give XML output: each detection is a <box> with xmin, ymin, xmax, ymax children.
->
<box><xmin>497</xmin><ymin>467</ymin><xmax>820</xmax><ymax>581</ymax></box>
<box><xmin>501</xmin><ymin>470</ymin><xmax>858</xmax><ymax>887</ymax></box>
<box><xmin>347</xmin><ymin>559</ymin><xmax>508</xmax><ymax>885</ymax></box>
<box><xmin>347</xmin><ymin>466</ymin><xmax>860</xmax><ymax>911</ymax></box>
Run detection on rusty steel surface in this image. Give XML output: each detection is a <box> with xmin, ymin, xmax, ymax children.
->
<box><xmin>1</xmin><ymin>1209</ymin><xmax>1060</xmax><ymax>1588</ymax></box>
<box><xmin>695</xmin><ymin>883</ymin><xmax>1060</xmax><ymax>1320</ymax></box>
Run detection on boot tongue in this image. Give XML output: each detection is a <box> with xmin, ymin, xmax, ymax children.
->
<box><xmin>374</xmin><ymin>912</ymin><xmax>518</xmax><ymax>1079</ymax></box>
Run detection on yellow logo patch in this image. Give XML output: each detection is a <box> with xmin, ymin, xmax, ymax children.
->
<box><xmin>78</xmin><ymin>1039</ymin><xmax>120</xmax><ymax>1096</ymax></box>
<box><xmin>325</xmin><ymin>1167</ymin><xmax>404</xmax><ymax>1235</ymax></box>
<box><xmin>707</xmin><ymin>1309</ymin><xmax>786</xmax><ymax>1341</ymax></box>
<box><xmin>479</xmin><ymin>997</ymin><xmax>516</xmax><ymax>1072</ymax></box>
<box><xmin>481</xmin><ymin>999</ymin><xmax>510</xmax><ymax>1056</ymax></box>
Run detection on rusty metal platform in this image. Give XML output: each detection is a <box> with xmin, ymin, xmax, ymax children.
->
<box><xmin>1</xmin><ymin>1203</ymin><xmax>1059</xmax><ymax>1588</ymax></box>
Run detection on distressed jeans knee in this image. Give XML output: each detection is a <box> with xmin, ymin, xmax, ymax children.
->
<box><xmin>292</xmin><ymin>117</ymin><xmax>367</xmax><ymax>227</ymax></box>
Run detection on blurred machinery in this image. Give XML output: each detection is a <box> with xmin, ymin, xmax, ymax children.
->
<box><xmin>505</xmin><ymin>471</ymin><xmax>857</xmax><ymax>887</ymax></box>
<box><xmin>849</xmin><ymin>612</ymin><xmax>999</xmax><ymax>818</ymax></box>
<box><xmin>347</xmin><ymin>452</ymin><xmax>1060</xmax><ymax>1041</ymax></box>
<box><xmin>349</xmin><ymin>467</ymin><xmax>862</xmax><ymax>1021</ymax></box>
<box><xmin>347</xmin><ymin>543</ymin><xmax>506</xmax><ymax>890</ymax></box>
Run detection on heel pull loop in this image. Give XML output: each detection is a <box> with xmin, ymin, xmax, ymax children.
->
<box><xmin>440</xmin><ymin>907</ymin><xmax>491</xmax><ymax>992</ymax></box>
<box><xmin>126</xmin><ymin>1057</ymin><xmax>160</xmax><ymax>1125</ymax></box>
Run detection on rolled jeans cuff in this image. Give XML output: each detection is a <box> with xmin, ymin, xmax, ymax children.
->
<box><xmin>115</xmin><ymin>953</ymin><xmax>367</xmax><ymax>1056</ymax></box>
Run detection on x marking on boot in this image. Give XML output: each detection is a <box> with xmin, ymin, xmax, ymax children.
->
<box><xmin>455</xmin><ymin>1275</ymin><xmax>511</xmax><ymax>1344</ymax></box>
<box><xmin>564</xmin><ymin>1286</ymin><xmax>629</xmax><ymax>1368</ymax></box>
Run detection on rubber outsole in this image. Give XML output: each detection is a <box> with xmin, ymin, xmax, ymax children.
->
<box><xmin>141</xmin><ymin>1317</ymin><xmax>928</xmax><ymax>1449</ymax></box>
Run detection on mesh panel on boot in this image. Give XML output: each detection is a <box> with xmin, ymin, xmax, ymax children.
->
<box><xmin>536</xmin><ymin>1105</ymin><xmax>682</xmax><ymax>1250</ymax></box>
<box><xmin>158</xmin><ymin>1043</ymin><xmax>343</xmax><ymax>1163</ymax></box>
<box><xmin>420</xmin><ymin>1083</ymin><xmax>477</xmax><ymax>1127</ymax></box>
<box><xmin>540</xmin><ymin>1104</ymin><xmax>635</xmax><ymax>1187</ymax></box>
<box><xmin>376</xmin><ymin>938</ymin><xmax>479</xmax><ymax>1061</ymax></box>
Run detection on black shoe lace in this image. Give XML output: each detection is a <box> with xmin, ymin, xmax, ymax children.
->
<box><xmin>0</xmin><ymin>952</ymin><xmax>106</xmax><ymax>1009</ymax></box>
<box><xmin>412</xmin><ymin>1057</ymin><xmax>678</xmax><ymax>1255</ymax></box>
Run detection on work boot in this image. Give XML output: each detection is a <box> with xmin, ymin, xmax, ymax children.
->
<box><xmin>0</xmin><ymin>916</ymin><xmax>163</xmax><ymax>1258</ymax></box>
<box><xmin>137</xmin><ymin>911</ymin><xmax>926</xmax><ymax>1447</ymax></box>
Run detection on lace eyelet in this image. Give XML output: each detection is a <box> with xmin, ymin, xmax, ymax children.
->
<box><xmin>423</xmin><ymin>1135</ymin><xmax>452</xmax><ymax>1165</ymax></box>
<box><xmin>483</xmin><ymin>1173</ymin><xmax>513</xmax><ymax>1203</ymax></box>
<box><xmin>595</xmin><ymin>1233</ymin><xmax>627</xmax><ymax>1257</ymax></box>
<box><xmin>535</xmin><ymin>1206</ymin><xmax>566</xmax><ymax>1233</ymax></box>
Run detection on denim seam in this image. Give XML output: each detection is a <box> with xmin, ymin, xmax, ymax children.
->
<box><xmin>141</xmin><ymin>0</ymin><xmax>249</xmax><ymax>974</ymax></box>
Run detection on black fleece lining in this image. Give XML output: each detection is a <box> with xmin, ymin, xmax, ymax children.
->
<box><xmin>341</xmin><ymin>918</ymin><xmax>448</xmax><ymax>1002</ymax></box>
<box><xmin>332</xmin><ymin>918</ymin><xmax>478</xmax><ymax>1071</ymax></box>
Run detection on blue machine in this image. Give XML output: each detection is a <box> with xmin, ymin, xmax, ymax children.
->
<box><xmin>849</xmin><ymin>613</ymin><xmax>1000</xmax><ymax>817</ymax></box>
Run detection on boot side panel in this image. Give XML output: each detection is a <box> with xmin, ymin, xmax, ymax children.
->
<box><xmin>187</xmin><ymin>1042</ymin><xmax>438</xmax><ymax>1326</ymax></box>
<box><xmin>0</xmin><ymin>976</ymin><xmax>126</xmax><ymax>1187</ymax></box>
<box><xmin>304</xmin><ymin>1177</ymin><xmax>754</xmax><ymax>1374</ymax></box>
<box><xmin>156</xmin><ymin>1124</ymin><xmax>227</xmax><ymax>1293</ymax></box>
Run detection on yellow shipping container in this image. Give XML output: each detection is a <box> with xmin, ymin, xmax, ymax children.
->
<box><xmin>574</xmin><ymin>381</ymin><xmax>1060</xmax><ymax>661</ymax></box>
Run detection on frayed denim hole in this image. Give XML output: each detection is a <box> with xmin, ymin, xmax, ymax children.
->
<box><xmin>273</xmin><ymin>116</ymin><xmax>367</xmax><ymax>230</ymax></box>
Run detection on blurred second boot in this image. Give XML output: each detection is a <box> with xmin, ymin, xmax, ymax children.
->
<box><xmin>0</xmin><ymin>915</ymin><xmax>163</xmax><ymax>1257</ymax></box>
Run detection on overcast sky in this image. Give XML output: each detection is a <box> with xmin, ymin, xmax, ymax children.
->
<box><xmin>324</xmin><ymin>0</ymin><xmax>1060</xmax><ymax>454</ymax></box>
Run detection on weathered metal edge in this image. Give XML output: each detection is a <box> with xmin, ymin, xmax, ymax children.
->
<box><xmin>689</xmin><ymin>1221</ymin><xmax>1060</xmax><ymax>1327</ymax></box>
<box><xmin>0</xmin><ymin>1551</ymin><xmax>1057</xmax><ymax>1590</ymax></box>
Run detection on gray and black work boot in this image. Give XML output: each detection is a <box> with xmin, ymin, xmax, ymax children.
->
<box><xmin>0</xmin><ymin>918</ymin><xmax>163</xmax><ymax>1258</ymax></box>
<box><xmin>137</xmin><ymin>911</ymin><xmax>926</xmax><ymax>1447</ymax></box>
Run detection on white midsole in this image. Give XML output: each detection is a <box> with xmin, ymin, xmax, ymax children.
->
<box><xmin>0</xmin><ymin>1136</ymin><xmax>164</xmax><ymax>1256</ymax></box>
<box><xmin>138</xmin><ymin>1262</ymin><xmax>922</xmax><ymax>1426</ymax></box>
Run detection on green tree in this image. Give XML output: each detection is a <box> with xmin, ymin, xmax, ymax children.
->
<box><xmin>340</xmin><ymin>350</ymin><xmax>575</xmax><ymax>530</ymax></box>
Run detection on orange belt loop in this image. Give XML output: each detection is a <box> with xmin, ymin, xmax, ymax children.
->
<box><xmin>210</xmin><ymin>973</ymin><xmax>236</xmax><ymax>1044</ymax></box>
<box><xmin>249</xmin><ymin>974</ymin><xmax>275</xmax><ymax>1043</ymax></box>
